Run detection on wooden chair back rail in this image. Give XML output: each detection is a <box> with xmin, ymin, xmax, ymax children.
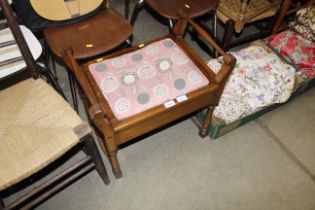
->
<box><xmin>0</xmin><ymin>0</ymin><xmax>38</xmax><ymax>79</ymax></box>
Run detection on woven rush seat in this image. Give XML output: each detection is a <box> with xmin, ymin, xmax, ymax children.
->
<box><xmin>217</xmin><ymin>0</ymin><xmax>277</xmax><ymax>23</ymax></box>
<box><xmin>217</xmin><ymin>0</ymin><xmax>278</xmax><ymax>32</ymax></box>
<box><xmin>0</xmin><ymin>78</ymin><xmax>85</xmax><ymax>191</ymax></box>
<box><xmin>88</xmin><ymin>38</ymin><xmax>209</xmax><ymax>120</ymax></box>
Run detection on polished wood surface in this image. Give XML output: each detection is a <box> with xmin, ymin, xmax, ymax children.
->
<box><xmin>62</xmin><ymin>15</ymin><xmax>236</xmax><ymax>178</ymax></box>
<box><xmin>44</xmin><ymin>8</ymin><xmax>132</xmax><ymax>59</ymax></box>
<box><xmin>146</xmin><ymin>0</ymin><xmax>219</xmax><ymax>19</ymax></box>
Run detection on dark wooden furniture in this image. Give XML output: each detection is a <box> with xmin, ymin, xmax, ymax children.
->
<box><xmin>130</xmin><ymin>0</ymin><xmax>219</xmax><ymax>29</ymax></box>
<box><xmin>43</xmin><ymin>1</ymin><xmax>132</xmax><ymax>111</ymax></box>
<box><xmin>0</xmin><ymin>0</ymin><xmax>109</xmax><ymax>209</ymax></box>
<box><xmin>62</xmin><ymin>14</ymin><xmax>236</xmax><ymax>178</ymax></box>
<box><xmin>213</xmin><ymin>0</ymin><xmax>282</xmax><ymax>51</ymax></box>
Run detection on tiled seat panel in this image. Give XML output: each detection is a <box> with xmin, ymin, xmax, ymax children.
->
<box><xmin>89</xmin><ymin>38</ymin><xmax>209</xmax><ymax>120</ymax></box>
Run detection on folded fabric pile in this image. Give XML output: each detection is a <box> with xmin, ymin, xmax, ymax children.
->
<box><xmin>208</xmin><ymin>45</ymin><xmax>296</xmax><ymax>123</ymax></box>
<box><xmin>267</xmin><ymin>6</ymin><xmax>315</xmax><ymax>79</ymax></box>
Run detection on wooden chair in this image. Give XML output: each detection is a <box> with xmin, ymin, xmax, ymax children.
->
<box><xmin>214</xmin><ymin>0</ymin><xmax>282</xmax><ymax>51</ymax></box>
<box><xmin>0</xmin><ymin>0</ymin><xmax>109</xmax><ymax>209</ymax></box>
<box><xmin>62</xmin><ymin>13</ymin><xmax>236</xmax><ymax>178</ymax></box>
<box><xmin>130</xmin><ymin>0</ymin><xmax>219</xmax><ymax>29</ymax></box>
<box><xmin>41</xmin><ymin>0</ymin><xmax>132</xmax><ymax>111</ymax></box>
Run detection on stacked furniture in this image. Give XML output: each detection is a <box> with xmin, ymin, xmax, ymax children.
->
<box><xmin>197</xmin><ymin>4</ymin><xmax>315</xmax><ymax>139</ymax></box>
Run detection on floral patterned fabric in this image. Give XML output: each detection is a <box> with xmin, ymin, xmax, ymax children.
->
<box><xmin>267</xmin><ymin>29</ymin><xmax>315</xmax><ymax>78</ymax></box>
<box><xmin>208</xmin><ymin>46</ymin><xmax>296</xmax><ymax>123</ymax></box>
<box><xmin>290</xmin><ymin>6</ymin><xmax>315</xmax><ymax>42</ymax></box>
<box><xmin>89</xmin><ymin>38</ymin><xmax>209</xmax><ymax>120</ymax></box>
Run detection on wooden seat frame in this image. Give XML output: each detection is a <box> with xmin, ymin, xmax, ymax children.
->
<box><xmin>62</xmin><ymin>14</ymin><xmax>236</xmax><ymax>178</ymax></box>
<box><xmin>0</xmin><ymin>0</ymin><xmax>109</xmax><ymax>209</ymax></box>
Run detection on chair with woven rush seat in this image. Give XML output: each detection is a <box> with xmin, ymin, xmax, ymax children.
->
<box><xmin>40</xmin><ymin>0</ymin><xmax>132</xmax><ymax>111</ymax></box>
<box><xmin>0</xmin><ymin>0</ymin><xmax>109</xmax><ymax>209</ymax></box>
<box><xmin>62</xmin><ymin>13</ymin><xmax>236</xmax><ymax>178</ymax></box>
<box><xmin>130</xmin><ymin>0</ymin><xmax>219</xmax><ymax>29</ymax></box>
<box><xmin>214</xmin><ymin>0</ymin><xmax>282</xmax><ymax>51</ymax></box>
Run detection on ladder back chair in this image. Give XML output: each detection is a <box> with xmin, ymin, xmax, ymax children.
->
<box><xmin>62</xmin><ymin>13</ymin><xmax>236</xmax><ymax>178</ymax></box>
<box><xmin>38</xmin><ymin>0</ymin><xmax>132</xmax><ymax>111</ymax></box>
<box><xmin>214</xmin><ymin>0</ymin><xmax>282</xmax><ymax>51</ymax></box>
<box><xmin>0</xmin><ymin>10</ymin><xmax>64</xmax><ymax>96</ymax></box>
<box><xmin>0</xmin><ymin>0</ymin><xmax>109</xmax><ymax>209</ymax></box>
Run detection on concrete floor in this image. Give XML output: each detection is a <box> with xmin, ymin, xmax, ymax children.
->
<box><xmin>9</xmin><ymin>0</ymin><xmax>315</xmax><ymax>209</ymax></box>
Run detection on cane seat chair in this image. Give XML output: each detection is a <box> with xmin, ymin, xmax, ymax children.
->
<box><xmin>215</xmin><ymin>0</ymin><xmax>282</xmax><ymax>50</ymax></box>
<box><xmin>0</xmin><ymin>0</ymin><xmax>109</xmax><ymax>209</ymax></box>
<box><xmin>62</xmin><ymin>14</ymin><xmax>236</xmax><ymax>178</ymax></box>
<box><xmin>130</xmin><ymin>0</ymin><xmax>219</xmax><ymax>29</ymax></box>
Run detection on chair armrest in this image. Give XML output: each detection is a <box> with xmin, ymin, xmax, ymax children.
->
<box><xmin>173</xmin><ymin>13</ymin><xmax>236</xmax><ymax>85</ymax></box>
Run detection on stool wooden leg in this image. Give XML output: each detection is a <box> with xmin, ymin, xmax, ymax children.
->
<box><xmin>103</xmin><ymin>137</ymin><xmax>122</xmax><ymax>178</ymax></box>
<box><xmin>130</xmin><ymin>0</ymin><xmax>144</xmax><ymax>26</ymax></box>
<box><xmin>199</xmin><ymin>106</ymin><xmax>214</xmax><ymax>138</ymax></box>
<box><xmin>82</xmin><ymin>135</ymin><xmax>110</xmax><ymax>185</ymax></box>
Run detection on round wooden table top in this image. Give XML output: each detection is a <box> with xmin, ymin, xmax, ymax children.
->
<box><xmin>146</xmin><ymin>0</ymin><xmax>220</xmax><ymax>19</ymax></box>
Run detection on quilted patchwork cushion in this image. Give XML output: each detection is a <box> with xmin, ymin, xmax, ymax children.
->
<box><xmin>267</xmin><ymin>29</ymin><xmax>315</xmax><ymax>79</ymax></box>
<box><xmin>208</xmin><ymin>45</ymin><xmax>296</xmax><ymax>123</ymax></box>
<box><xmin>89</xmin><ymin>38</ymin><xmax>209</xmax><ymax>120</ymax></box>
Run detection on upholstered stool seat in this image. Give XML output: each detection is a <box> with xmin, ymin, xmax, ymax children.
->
<box><xmin>0</xmin><ymin>78</ymin><xmax>85</xmax><ymax>191</ymax></box>
<box><xmin>88</xmin><ymin>38</ymin><xmax>209</xmax><ymax>120</ymax></box>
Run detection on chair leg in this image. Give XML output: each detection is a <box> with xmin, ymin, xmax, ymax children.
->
<box><xmin>130</xmin><ymin>0</ymin><xmax>144</xmax><ymax>26</ymax></box>
<box><xmin>82</xmin><ymin>135</ymin><xmax>110</xmax><ymax>185</ymax></box>
<box><xmin>36</xmin><ymin>63</ymin><xmax>67</xmax><ymax>100</ymax></box>
<box><xmin>199</xmin><ymin>106</ymin><xmax>214</xmax><ymax>138</ymax></box>
<box><xmin>68</xmin><ymin>71</ymin><xmax>79</xmax><ymax>113</ymax></box>
<box><xmin>0</xmin><ymin>197</ymin><xmax>4</xmax><ymax>210</ymax></box>
<box><xmin>125</xmin><ymin>0</ymin><xmax>130</xmax><ymax>19</ymax></box>
<box><xmin>222</xmin><ymin>20</ymin><xmax>235</xmax><ymax>51</ymax></box>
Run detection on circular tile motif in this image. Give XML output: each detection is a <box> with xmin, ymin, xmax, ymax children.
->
<box><xmin>171</xmin><ymin>51</ymin><xmax>188</xmax><ymax>65</ymax></box>
<box><xmin>174</xmin><ymin>79</ymin><xmax>186</xmax><ymax>90</ymax></box>
<box><xmin>101</xmin><ymin>75</ymin><xmax>119</xmax><ymax>93</ymax></box>
<box><xmin>137</xmin><ymin>93</ymin><xmax>150</xmax><ymax>105</ymax></box>
<box><xmin>145</xmin><ymin>45</ymin><xmax>159</xmax><ymax>55</ymax></box>
<box><xmin>95</xmin><ymin>63</ymin><xmax>107</xmax><ymax>72</ymax></box>
<box><xmin>121</xmin><ymin>72</ymin><xmax>138</xmax><ymax>85</ymax></box>
<box><xmin>111</xmin><ymin>57</ymin><xmax>126</xmax><ymax>67</ymax></box>
<box><xmin>138</xmin><ymin>65</ymin><xmax>156</xmax><ymax>79</ymax></box>
<box><xmin>188</xmin><ymin>71</ymin><xmax>203</xmax><ymax>84</ymax></box>
<box><xmin>163</xmin><ymin>40</ymin><xmax>174</xmax><ymax>48</ymax></box>
<box><xmin>153</xmin><ymin>84</ymin><xmax>169</xmax><ymax>98</ymax></box>
<box><xmin>131</xmin><ymin>53</ymin><xmax>143</xmax><ymax>62</ymax></box>
<box><xmin>156</xmin><ymin>58</ymin><xmax>173</xmax><ymax>72</ymax></box>
<box><xmin>115</xmin><ymin>98</ymin><xmax>131</xmax><ymax>114</ymax></box>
